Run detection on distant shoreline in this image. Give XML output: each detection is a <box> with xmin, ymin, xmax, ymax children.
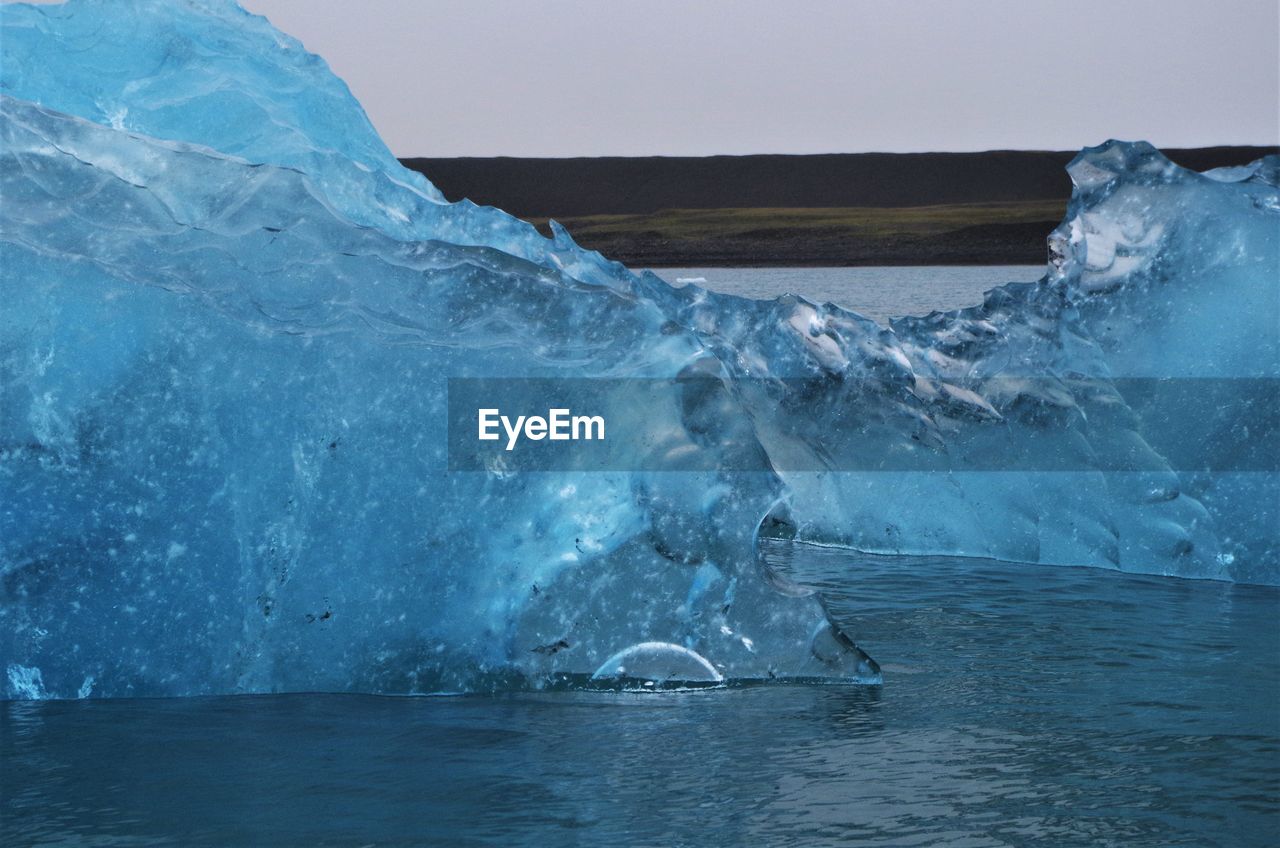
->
<box><xmin>640</xmin><ymin>258</ymin><xmax>1050</xmax><ymax>269</ymax></box>
<box><xmin>525</xmin><ymin>201</ymin><xmax>1063</xmax><ymax>267</ymax></box>
<box><xmin>401</xmin><ymin>147</ymin><xmax>1276</xmax><ymax>266</ymax></box>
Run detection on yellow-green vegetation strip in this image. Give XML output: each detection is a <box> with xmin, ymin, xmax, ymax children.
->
<box><xmin>530</xmin><ymin>200</ymin><xmax>1066</xmax><ymax>241</ymax></box>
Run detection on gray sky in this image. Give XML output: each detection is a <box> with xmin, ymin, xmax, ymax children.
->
<box><xmin>24</xmin><ymin>0</ymin><xmax>1280</xmax><ymax>156</ymax></box>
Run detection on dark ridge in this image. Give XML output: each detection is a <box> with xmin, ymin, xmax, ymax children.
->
<box><xmin>399</xmin><ymin>147</ymin><xmax>1277</xmax><ymax>266</ymax></box>
<box><xmin>400</xmin><ymin>147</ymin><xmax>1277</xmax><ymax>218</ymax></box>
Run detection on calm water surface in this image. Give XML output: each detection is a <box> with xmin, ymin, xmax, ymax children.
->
<box><xmin>651</xmin><ymin>264</ymin><xmax>1047</xmax><ymax>323</ymax></box>
<box><xmin>4</xmin><ymin>542</ymin><xmax>1277</xmax><ymax>847</ymax></box>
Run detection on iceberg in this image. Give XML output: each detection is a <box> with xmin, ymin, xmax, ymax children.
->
<box><xmin>1</xmin><ymin>0</ymin><xmax>1276</xmax><ymax>699</ymax></box>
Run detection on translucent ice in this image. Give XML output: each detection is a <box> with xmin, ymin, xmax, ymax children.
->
<box><xmin>1</xmin><ymin>0</ymin><xmax>1276</xmax><ymax>699</ymax></box>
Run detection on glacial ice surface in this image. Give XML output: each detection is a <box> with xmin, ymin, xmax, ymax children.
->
<box><xmin>1</xmin><ymin>0</ymin><xmax>1276</xmax><ymax>699</ymax></box>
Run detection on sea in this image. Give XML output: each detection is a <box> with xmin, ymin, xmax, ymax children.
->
<box><xmin>3</xmin><ymin>267</ymin><xmax>1277</xmax><ymax>847</ymax></box>
<box><xmin>649</xmin><ymin>264</ymin><xmax>1049</xmax><ymax>324</ymax></box>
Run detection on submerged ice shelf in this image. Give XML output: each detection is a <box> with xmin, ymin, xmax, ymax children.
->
<box><xmin>1</xmin><ymin>0</ymin><xmax>1277</xmax><ymax>699</ymax></box>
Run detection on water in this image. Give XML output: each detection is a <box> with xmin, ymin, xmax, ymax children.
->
<box><xmin>5</xmin><ymin>541</ymin><xmax>1277</xmax><ymax>847</ymax></box>
<box><xmin>650</xmin><ymin>264</ymin><xmax>1048</xmax><ymax>324</ymax></box>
